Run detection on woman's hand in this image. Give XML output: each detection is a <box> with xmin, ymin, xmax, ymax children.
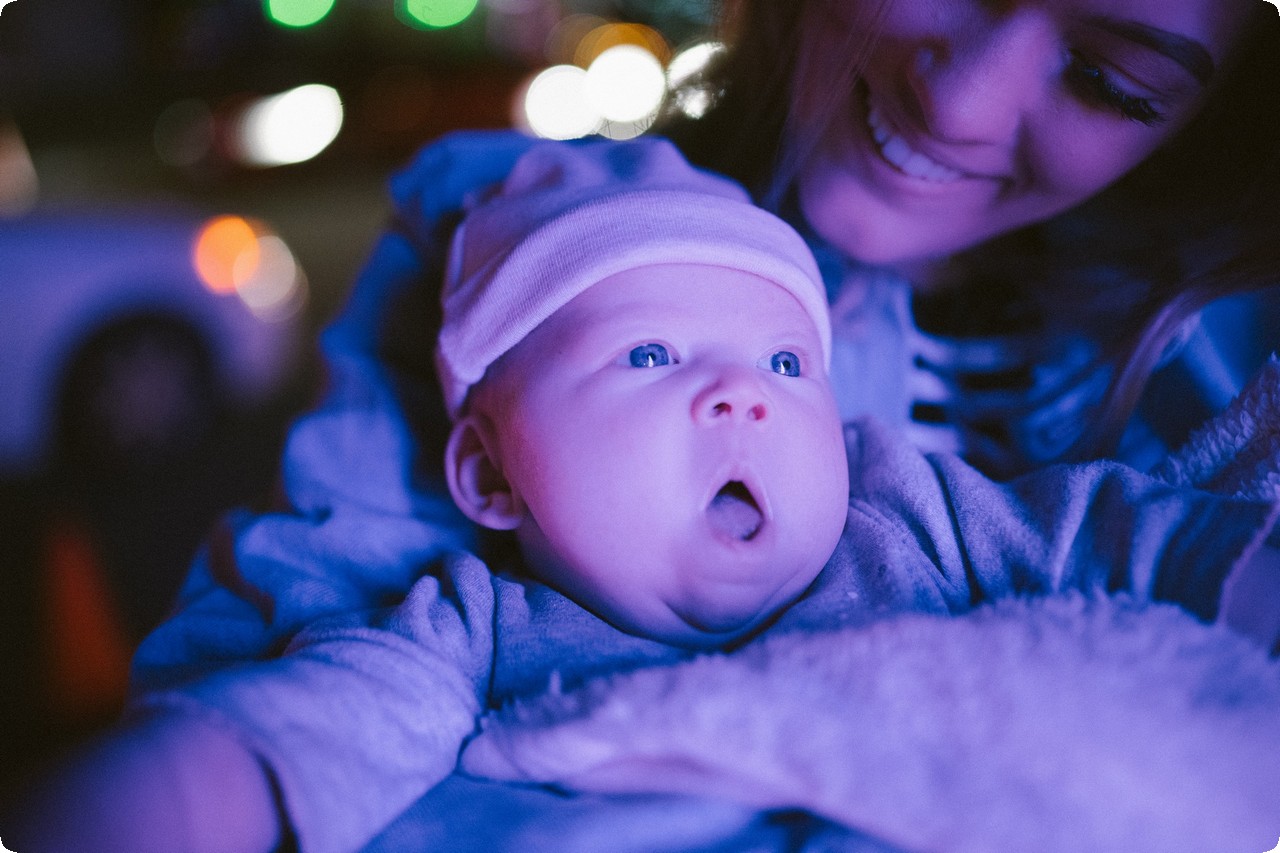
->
<box><xmin>1</xmin><ymin>712</ymin><xmax>283</xmax><ymax>853</ymax></box>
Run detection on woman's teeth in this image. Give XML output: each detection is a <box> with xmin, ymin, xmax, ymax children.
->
<box><xmin>866</xmin><ymin>102</ymin><xmax>964</xmax><ymax>184</ymax></box>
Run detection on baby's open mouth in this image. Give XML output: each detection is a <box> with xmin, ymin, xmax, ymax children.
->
<box><xmin>707</xmin><ymin>481</ymin><xmax>764</xmax><ymax>542</ymax></box>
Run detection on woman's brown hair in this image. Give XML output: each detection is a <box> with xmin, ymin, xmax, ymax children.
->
<box><xmin>663</xmin><ymin>0</ymin><xmax>1280</xmax><ymax>462</ymax></box>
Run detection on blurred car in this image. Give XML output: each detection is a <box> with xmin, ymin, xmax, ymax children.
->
<box><xmin>0</xmin><ymin>207</ymin><xmax>306</xmax><ymax>475</ymax></box>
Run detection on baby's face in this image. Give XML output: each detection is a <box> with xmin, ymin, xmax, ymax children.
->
<box><xmin>482</xmin><ymin>262</ymin><xmax>848</xmax><ymax>647</ymax></box>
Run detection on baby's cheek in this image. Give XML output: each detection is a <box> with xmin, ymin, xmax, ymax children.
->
<box><xmin>809</xmin><ymin>418</ymin><xmax>852</xmax><ymax>543</ymax></box>
<box><xmin>806</xmin><ymin>397</ymin><xmax>850</xmax><ymax>483</ymax></box>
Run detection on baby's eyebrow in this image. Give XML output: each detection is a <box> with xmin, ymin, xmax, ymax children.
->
<box><xmin>1085</xmin><ymin>16</ymin><xmax>1214</xmax><ymax>85</ymax></box>
<box><xmin>572</xmin><ymin>317</ymin><xmax>663</xmax><ymax>355</ymax></box>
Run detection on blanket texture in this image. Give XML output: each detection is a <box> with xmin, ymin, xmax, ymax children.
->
<box><xmin>462</xmin><ymin>593</ymin><xmax>1280</xmax><ymax>853</ymax></box>
<box><xmin>1154</xmin><ymin>353</ymin><xmax>1280</xmax><ymax>502</ymax></box>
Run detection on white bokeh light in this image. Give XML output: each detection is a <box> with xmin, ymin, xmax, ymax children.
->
<box><xmin>520</xmin><ymin>65</ymin><xmax>602</xmax><ymax>140</ymax></box>
<box><xmin>236</xmin><ymin>235</ymin><xmax>306</xmax><ymax>320</ymax></box>
<box><xmin>235</xmin><ymin>84</ymin><xmax>344</xmax><ymax>167</ymax></box>
<box><xmin>596</xmin><ymin>119</ymin><xmax>650</xmax><ymax>141</ymax></box>
<box><xmin>667</xmin><ymin>40</ymin><xmax>725</xmax><ymax>120</ymax></box>
<box><xmin>585</xmin><ymin>44</ymin><xmax>665</xmax><ymax>124</ymax></box>
<box><xmin>666</xmin><ymin>40</ymin><xmax>724</xmax><ymax>88</ymax></box>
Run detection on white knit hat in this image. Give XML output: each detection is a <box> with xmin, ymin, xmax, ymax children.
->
<box><xmin>436</xmin><ymin>137</ymin><xmax>831</xmax><ymax>418</ymax></box>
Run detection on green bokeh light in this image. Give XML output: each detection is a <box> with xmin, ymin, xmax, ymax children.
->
<box><xmin>265</xmin><ymin>0</ymin><xmax>336</xmax><ymax>28</ymax></box>
<box><xmin>399</xmin><ymin>0</ymin><xmax>479</xmax><ymax>29</ymax></box>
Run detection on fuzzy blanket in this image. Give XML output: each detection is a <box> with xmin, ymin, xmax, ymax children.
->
<box><xmin>1153</xmin><ymin>354</ymin><xmax>1280</xmax><ymax>502</ymax></box>
<box><xmin>461</xmin><ymin>594</ymin><xmax>1280</xmax><ymax>853</ymax></box>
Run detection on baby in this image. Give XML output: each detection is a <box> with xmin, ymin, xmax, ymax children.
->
<box><xmin>433</xmin><ymin>138</ymin><xmax>848</xmax><ymax>646</ymax></box>
<box><xmin>7</xmin><ymin>139</ymin><xmax>1275</xmax><ymax>853</ymax></box>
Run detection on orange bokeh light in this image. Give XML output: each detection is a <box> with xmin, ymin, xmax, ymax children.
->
<box><xmin>193</xmin><ymin>215</ymin><xmax>261</xmax><ymax>294</ymax></box>
<box><xmin>574</xmin><ymin>23</ymin><xmax>670</xmax><ymax>68</ymax></box>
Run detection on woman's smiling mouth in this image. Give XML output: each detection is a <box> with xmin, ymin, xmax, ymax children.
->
<box><xmin>865</xmin><ymin>99</ymin><xmax>966</xmax><ymax>184</ymax></box>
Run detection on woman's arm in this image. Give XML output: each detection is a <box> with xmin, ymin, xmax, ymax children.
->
<box><xmin>132</xmin><ymin>131</ymin><xmax>540</xmax><ymax>694</ymax></box>
<box><xmin>843</xmin><ymin>417</ymin><xmax>1279</xmax><ymax>618</ymax></box>
<box><xmin>4</xmin><ymin>714</ymin><xmax>282</xmax><ymax>853</ymax></box>
<box><xmin>11</xmin><ymin>551</ymin><xmax>499</xmax><ymax>853</ymax></box>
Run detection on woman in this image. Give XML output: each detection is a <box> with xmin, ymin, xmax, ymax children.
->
<box><xmin>667</xmin><ymin>0</ymin><xmax>1280</xmax><ymax>474</ymax></box>
<box><xmin>20</xmin><ymin>3</ymin><xmax>1280</xmax><ymax>850</ymax></box>
<box><xmin>128</xmin><ymin>0</ymin><xmax>1280</xmax><ymax>691</ymax></box>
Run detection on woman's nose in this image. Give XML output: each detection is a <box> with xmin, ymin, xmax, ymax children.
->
<box><xmin>692</xmin><ymin>366</ymin><xmax>769</xmax><ymax>425</ymax></box>
<box><xmin>907</xmin><ymin>11</ymin><xmax>1054</xmax><ymax>146</ymax></box>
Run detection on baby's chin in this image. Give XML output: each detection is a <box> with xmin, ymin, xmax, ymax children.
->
<box><xmin>621</xmin><ymin>614</ymin><xmax>763</xmax><ymax>651</ymax></box>
<box><xmin>686</xmin><ymin>553</ymin><xmax>838</xmax><ymax>640</ymax></box>
<box><xmin>647</xmin><ymin>580</ymin><xmax>814</xmax><ymax>650</ymax></box>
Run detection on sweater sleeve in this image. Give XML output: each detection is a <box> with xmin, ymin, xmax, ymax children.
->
<box><xmin>131</xmin><ymin>552</ymin><xmax>498</xmax><ymax>853</ymax></box>
<box><xmin>130</xmin><ymin>132</ymin><xmax>539</xmax><ymax>693</ymax></box>
<box><xmin>844</xmin><ymin>417</ymin><xmax>1280</xmax><ymax>619</ymax></box>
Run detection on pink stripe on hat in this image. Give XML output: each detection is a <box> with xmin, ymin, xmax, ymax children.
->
<box><xmin>437</xmin><ymin>138</ymin><xmax>831</xmax><ymax>418</ymax></box>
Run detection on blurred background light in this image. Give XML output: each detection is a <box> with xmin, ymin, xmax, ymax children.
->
<box><xmin>517</xmin><ymin>23</ymin><xmax>673</xmax><ymax>141</ymax></box>
<box><xmin>666</xmin><ymin>40</ymin><xmax>725</xmax><ymax>120</ymax></box>
<box><xmin>399</xmin><ymin>0</ymin><xmax>480</xmax><ymax>29</ymax></box>
<box><xmin>584</xmin><ymin>44</ymin><xmax>665</xmax><ymax>124</ymax></box>
<box><xmin>574</xmin><ymin>22</ymin><xmax>670</xmax><ymax>68</ymax></box>
<box><xmin>518</xmin><ymin>64</ymin><xmax>601</xmax><ymax>140</ymax></box>
<box><xmin>482</xmin><ymin>0</ymin><xmax>560</xmax><ymax>63</ymax></box>
<box><xmin>481</xmin><ymin>0</ymin><xmax>539</xmax><ymax>10</ymax></box>
<box><xmin>233</xmin><ymin>84</ymin><xmax>344</xmax><ymax>167</ymax></box>
<box><xmin>0</xmin><ymin>0</ymin><xmax>727</xmax><ymax>791</ymax></box>
<box><xmin>194</xmin><ymin>215</ymin><xmax>261</xmax><ymax>294</ymax></box>
<box><xmin>594</xmin><ymin>117</ymin><xmax>651</xmax><ymax>141</ymax></box>
<box><xmin>153</xmin><ymin>99</ymin><xmax>215</xmax><ymax>168</ymax></box>
<box><xmin>665</xmin><ymin>40</ymin><xmax>722</xmax><ymax>86</ymax></box>
<box><xmin>0</xmin><ymin>123</ymin><xmax>39</xmax><ymax>217</ymax></box>
<box><xmin>235</xmin><ymin>234</ymin><xmax>307</xmax><ymax>321</ymax></box>
<box><xmin>264</xmin><ymin>0</ymin><xmax>337</xmax><ymax>28</ymax></box>
<box><xmin>193</xmin><ymin>216</ymin><xmax>306</xmax><ymax>319</ymax></box>
<box><xmin>543</xmin><ymin>13</ymin><xmax>608</xmax><ymax>66</ymax></box>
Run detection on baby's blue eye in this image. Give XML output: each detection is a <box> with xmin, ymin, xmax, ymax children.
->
<box><xmin>769</xmin><ymin>351</ymin><xmax>801</xmax><ymax>377</ymax></box>
<box><xmin>629</xmin><ymin>343</ymin><xmax>671</xmax><ymax>368</ymax></box>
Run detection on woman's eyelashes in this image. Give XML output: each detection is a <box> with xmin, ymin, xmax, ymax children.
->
<box><xmin>1064</xmin><ymin>51</ymin><xmax>1166</xmax><ymax>126</ymax></box>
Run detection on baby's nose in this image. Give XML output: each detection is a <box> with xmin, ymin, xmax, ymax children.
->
<box><xmin>692</xmin><ymin>367</ymin><xmax>769</xmax><ymax>424</ymax></box>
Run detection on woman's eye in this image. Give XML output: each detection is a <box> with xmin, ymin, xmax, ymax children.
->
<box><xmin>628</xmin><ymin>343</ymin><xmax>672</xmax><ymax>368</ymax></box>
<box><xmin>1064</xmin><ymin>52</ymin><xmax>1165</xmax><ymax>127</ymax></box>
<box><xmin>767</xmin><ymin>350</ymin><xmax>801</xmax><ymax>377</ymax></box>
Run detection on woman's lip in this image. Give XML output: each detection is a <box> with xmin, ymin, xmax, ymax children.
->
<box><xmin>858</xmin><ymin>89</ymin><xmax>1008</xmax><ymax>185</ymax></box>
<box><xmin>866</xmin><ymin>101</ymin><xmax>966</xmax><ymax>183</ymax></box>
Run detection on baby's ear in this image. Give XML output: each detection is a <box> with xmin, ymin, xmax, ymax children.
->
<box><xmin>445</xmin><ymin>415</ymin><xmax>525</xmax><ymax>530</ymax></box>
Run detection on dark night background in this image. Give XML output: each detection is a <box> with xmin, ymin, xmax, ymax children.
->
<box><xmin>0</xmin><ymin>0</ymin><xmax>714</xmax><ymax>792</ymax></box>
